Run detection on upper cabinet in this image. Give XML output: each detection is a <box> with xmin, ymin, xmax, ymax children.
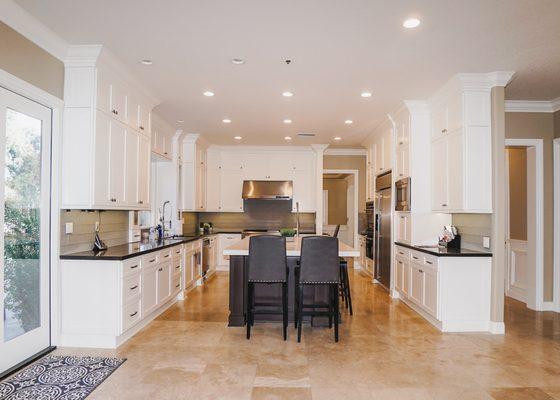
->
<box><xmin>183</xmin><ymin>147</ymin><xmax>316</xmax><ymax>213</ymax></box>
<box><xmin>62</xmin><ymin>46</ymin><xmax>159</xmax><ymax>210</ymax></box>
<box><xmin>151</xmin><ymin>114</ymin><xmax>175</xmax><ymax>160</ymax></box>
<box><xmin>429</xmin><ymin>76</ymin><xmax>493</xmax><ymax>213</ymax></box>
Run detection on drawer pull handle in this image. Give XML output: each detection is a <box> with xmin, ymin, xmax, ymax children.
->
<box><xmin>176</xmin><ymin>265</ymin><xmax>180</xmax><ymax>269</ymax></box>
<box><xmin>130</xmin><ymin>311</ymin><xmax>138</xmax><ymax>317</ymax></box>
<box><xmin>175</xmin><ymin>283</ymin><xmax>180</xmax><ymax>288</ymax></box>
<box><xmin>158</xmin><ymin>268</ymin><xmax>163</xmax><ymax>272</ymax></box>
<box><xmin>412</xmin><ymin>256</ymin><xmax>419</xmax><ymax>260</ymax></box>
<box><xmin>426</xmin><ymin>261</ymin><xmax>433</xmax><ymax>265</ymax></box>
<box><xmin>149</xmin><ymin>259</ymin><xmax>156</xmax><ymax>263</ymax></box>
<box><xmin>130</xmin><ymin>264</ymin><xmax>139</xmax><ymax>269</ymax></box>
<box><xmin>419</xmin><ymin>269</ymin><xmax>424</xmax><ymax>273</ymax></box>
<box><xmin>130</xmin><ymin>285</ymin><xmax>138</xmax><ymax>290</ymax></box>
<box><xmin>398</xmin><ymin>252</ymin><xmax>404</xmax><ymax>255</ymax></box>
<box><xmin>140</xmin><ymin>126</ymin><xmax>144</xmax><ymax>130</ymax></box>
<box><xmin>164</xmin><ymin>254</ymin><xmax>170</xmax><ymax>258</ymax></box>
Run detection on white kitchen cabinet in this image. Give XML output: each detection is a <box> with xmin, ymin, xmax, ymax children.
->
<box><xmin>206</xmin><ymin>168</ymin><xmax>221</xmax><ymax>211</ymax></box>
<box><xmin>395</xmin><ymin>255</ymin><xmax>405</xmax><ymax>293</ymax></box>
<box><xmin>142</xmin><ymin>263</ymin><xmax>158</xmax><ymax>316</ymax></box>
<box><xmin>220</xmin><ymin>170</ymin><xmax>244</xmax><ymax>212</ymax></box>
<box><xmin>217</xmin><ymin>234</ymin><xmax>242</xmax><ymax>270</ymax></box>
<box><xmin>395</xmin><ymin>114</ymin><xmax>410</xmax><ymax>147</ymax></box>
<box><xmin>195</xmin><ymin>165</ymin><xmax>206</xmax><ymax>211</ymax></box>
<box><xmin>152</xmin><ymin>116</ymin><xmax>174</xmax><ymax>160</ymax></box>
<box><xmin>373</xmin><ymin>128</ymin><xmax>392</xmax><ymax>175</ymax></box>
<box><xmin>429</xmin><ymin>79</ymin><xmax>492</xmax><ymax>213</ymax></box>
<box><xmin>292</xmin><ymin>169</ymin><xmax>316</xmax><ymax>212</ymax></box>
<box><xmin>181</xmin><ymin>135</ymin><xmax>208</xmax><ymax>211</ymax></box>
<box><xmin>125</xmin><ymin>130</ymin><xmax>139</xmax><ymax>206</ymax></box>
<box><xmin>157</xmin><ymin>262</ymin><xmax>171</xmax><ymax>305</ymax></box>
<box><xmin>137</xmin><ymin>135</ymin><xmax>151</xmax><ymax>207</ymax></box>
<box><xmin>423</xmin><ymin>267</ymin><xmax>438</xmax><ymax>317</ymax></box>
<box><xmin>395</xmin><ymin>145</ymin><xmax>409</xmax><ymax>179</ymax></box>
<box><xmin>409</xmin><ymin>259</ymin><xmax>424</xmax><ymax>305</ymax></box>
<box><xmin>395</xmin><ymin>212</ymin><xmax>411</xmax><ymax>244</ymax></box>
<box><xmin>62</xmin><ymin>47</ymin><xmax>155</xmax><ymax>210</ymax></box>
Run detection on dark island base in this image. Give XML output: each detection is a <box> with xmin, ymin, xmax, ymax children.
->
<box><xmin>228</xmin><ymin>255</ymin><xmax>338</xmax><ymax>327</ymax></box>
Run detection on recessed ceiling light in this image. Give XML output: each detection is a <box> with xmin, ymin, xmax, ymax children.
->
<box><xmin>284</xmin><ymin>136</ymin><xmax>292</xmax><ymax>141</ymax></box>
<box><xmin>334</xmin><ymin>137</ymin><xmax>342</xmax><ymax>141</ymax></box>
<box><xmin>231</xmin><ymin>58</ymin><xmax>245</xmax><ymax>65</ymax></box>
<box><xmin>345</xmin><ymin>120</ymin><xmax>353</xmax><ymax>125</ymax></box>
<box><xmin>234</xmin><ymin>136</ymin><xmax>242</xmax><ymax>140</ymax></box>
<box><xmin>282</xmin><ymin>91</ymin><xmax>294</xmax><ymax>97</ymax></box>
<box><xmin>222</xmin><ymin>118</ymin><xmax>231</xmax><ymax>123</ymax></box>
<box><xmin>283</xmin><ymin>119</ymin><xmax>292</xmax><ymax>124</ymax></box>
<box><xmin>140</xmin><ymin>59</ymin><xmax>153</xmax><ymax>65</ymax></box>
<box><xmin>177</xmin><ymin>119</ymin><xmax>184</xmax><ymax>123</ymax></box>
<box><xmin>203</xmin><ymin>91</ymin><xmax>215</xmax><ymax>97</ymax></box>
<box><xmin>361</xmin><ymin>92</ymin><xmax>372</xmax><ymax>98</ymax></box>
<box><xmin>403</xmin><ymin>18</ymin><xmax>420</xmax><ymax>28</ymax></box>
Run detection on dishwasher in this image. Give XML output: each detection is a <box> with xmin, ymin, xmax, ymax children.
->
<box><xmin>202</xmin><ymin>238</ymin><xmax>211</xmax><ymax>280</ymax></box>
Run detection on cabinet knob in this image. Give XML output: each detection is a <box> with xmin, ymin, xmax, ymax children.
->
<box><xmin>158</xmin><ymin>268</ymin><xmax>163</xmax><ymax>272</ymax></box>
<box><xmin>442</xmin><ymin>203</ymin><xmax>447</xmax><ymax>207</ymax></box>
<box><xmin>442</xmin><ymin>129</ymin><xmax>447</xmax><ymax>134</ymax></box>
<box><xmin>140</xmin><ymin>126</ymin><xmax>144</xmax><ymax>130</ymax></box>
<box><xmin>138</xmin><ymin>200</ymin><xmax>143</xmax><ymax>204</ymax></box>
<box><xmin>399</xmin><ymin>141</ymin><xmax>403</xmax><ymax>145</ymax></box>
<box><xmin>399</xmin><ymin>173</ymin><xmax>403</xmax><ymax>176</ymax></box>
<box><xmin>419</xmin><ymin>269</ymin><xmax>424</xmax><ymax>273</ymax></box>
<box><xmin>112</xmin><ymin>109</ymin><xmax>119</xmax><ymax>115</ymax></box>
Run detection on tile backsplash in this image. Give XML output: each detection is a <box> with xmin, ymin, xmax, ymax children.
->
<box><xmin>451</xmin><ymin>213</ymin><xmax>492</xmax><ymax>251</ymax></box>
<box><xmin>60</xmin><ymin>210</ymin><xmax>130</xmax><ymax>254</ymax></box>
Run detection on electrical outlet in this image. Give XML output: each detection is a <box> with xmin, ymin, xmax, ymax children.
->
<box><xmin>482</xmin><ymin>236</ymin><xmax>491</xmax><ymax>249</ymax></box>
<box><xmin>95</xmin><ymin>221</ymin><xmax>100</xmax><ymax>231</ymax></box>
<box><xmin>65</xmin><ymin>222</ymin><xmax>73</xmax><ymax>234</ymax></box>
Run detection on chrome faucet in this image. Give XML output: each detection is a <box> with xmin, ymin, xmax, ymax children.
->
<box><xmin>161</xmin><ymin>201</ymin><xmax>171</xmax><ymax>238</ymax></box>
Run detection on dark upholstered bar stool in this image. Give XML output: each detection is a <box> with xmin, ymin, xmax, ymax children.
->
<box><xmin>295</xmin><ymin>236</ymin><xmax>341</xmax><ymax>343</ymax></box>
<box><xmin>330</xmin><ymin>225</ymin><xmax>353</xmax><ymax>315</ymax></box>
<box><xmin>246</xmin><ymin>235</ymin><xmax>289</xmax><ymax>340</ymax></box>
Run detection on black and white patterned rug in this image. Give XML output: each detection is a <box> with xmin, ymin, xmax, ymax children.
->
<box><xmin>0</xmin><ymin>355</ymin><xmax>126</xmax><ymax>399</ymax></box>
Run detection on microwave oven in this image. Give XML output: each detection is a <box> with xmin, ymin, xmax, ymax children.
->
<box><xmin>395</xmin><ymin>177</ymin><xmax>411</xmax><ymax>211</ymax></box>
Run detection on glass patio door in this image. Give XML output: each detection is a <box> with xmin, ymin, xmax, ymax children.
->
<box><xmin>0</xmin><ymin>87</ymin><xmax>51</xmax><ymax>376</ymax></box>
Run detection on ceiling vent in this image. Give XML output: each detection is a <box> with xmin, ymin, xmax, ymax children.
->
<box><xmin>297</xmin><ymin>133</ymin><xmax>316</xmax><ymax>138</ymax></box>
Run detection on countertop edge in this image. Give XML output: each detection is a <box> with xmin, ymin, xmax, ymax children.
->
<box><xmin>394</xmin><ymin>242</ymin><xmax>493</xmax><ymax>257</ymax></box>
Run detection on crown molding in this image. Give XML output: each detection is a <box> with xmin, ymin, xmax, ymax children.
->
<box><xmin>0</xmin><ymin>0</ymin><xmax>69</xmax><ymax>61</ymax></box>
<box><xmin>64</xmin><ymin>45</ymin><xmax>103</xmax><ymax>67</ymax></box>
<box><xmin>209</xmin><ymin>144</ymin><xmax>315</xmax><ymax>152</ymax></box>
<box><xmin>324</xmin><ymin>148</ymin><xmax>367</xmax><ymax>156</ymax></box>
<box><xmin>457</xmin><ymin>71</ymin><xmax>515</xmax><ymax>91</ymax></box>
<box><xmin>403</xmin><ymin>100</ymin><xmax>430</xmax><ymax>115</ymax></box>
<box><xmin>505</xmin><ymin>97</ymin><xmax>560</xmax><ymax>113</ymax></box>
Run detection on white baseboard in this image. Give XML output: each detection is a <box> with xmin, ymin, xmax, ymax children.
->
<box><xmin>489</xmin><ymin>321</ymin><xmax>506</xmax><ymax>335</ymax></box>
<box><xmin>390</xmin><ymin>289</ymin><xmax>400</xmax><ymax>299</ymax></box>
<box><xmin>540</xmin><ymin>302</ymin><xmax>559</xmax><ymax>312</ymax></box>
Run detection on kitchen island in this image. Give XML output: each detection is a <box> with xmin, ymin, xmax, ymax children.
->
<box><xmin>224</xmin><ymin>236</ymin><xmax>359</xmax><ymax>326</ymax></box>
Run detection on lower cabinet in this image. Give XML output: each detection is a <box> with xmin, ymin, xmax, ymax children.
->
<box><xmin>142</xmin><ymin>264</ymin><xmax>159</xmax><ymax>316</ymax></box>
<box><xmin>393</xmin><ymin>245</ymin><xmax>492</xmax><ymax>332</ymax></box>
<box><xmin>217</xmin><ymin>233</ymin><xmax>242</xmax><ymax>270</ymax></box>
<box><xmin>156</xmin><ymin>261</ymin><xmax>172</xmax><ymax>305</ymax></box>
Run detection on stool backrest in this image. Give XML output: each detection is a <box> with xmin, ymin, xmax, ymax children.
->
<box><xmin>248</xmin><ymin>235</ymin><xmax>287</xmax><ymax>282</ymax></box>
<box><xmin>332</xmin><ymin>224</ymin><xmax>340</xmax><ymax>238</ymax></box>
<box><xmin>299</xmin><ymin>236</ymin><xmax>340</xmax><ymax>284</ymax></box>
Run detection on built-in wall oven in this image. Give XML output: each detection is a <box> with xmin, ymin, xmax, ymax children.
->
<box><xmin>395</xmin><ymin>177</ymin><xmax>411</xmax><ymax>211</ymax></box>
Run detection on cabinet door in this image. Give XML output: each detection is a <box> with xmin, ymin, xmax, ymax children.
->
<box><xmin>96</xmin><ymin>70</ymin><xmax>111</xmax><ymax>115</ymax></box>
<box><xmin>395</xmin><ymin>256</ymin><xmax>404</xmax><ymax>293</ymax></box>
<box><xmin>127</xmin><ymin>94</ymin><xmax>140</xmax><ymax>130</ymax></box>
<box><xmin>395</xmin><ymin>146</ymin><xmax>409</xmax><ymax>179</ymax></box>
<box><xmin>432</xmin><ymin>104</ymin><xmax>448</xmax><ymax>139</ymax></box>
<box><xmin>396</xmin><ymin>213</ymin><xmax>410</xmax><ymax>243</ymax></box>
<box><xmin>268</xmin><ymin>154</ymin><xmax>290</xmax><ymax>180</ymax></box>
<box><xmin>402</xmin><ymin>257</ymin><xmax>410</xmax><ymax>297</ymax></box>
<box><xmin>142</xmin><ymin>265</ymin><xmax>158</xmax><ymax>316</ymax></box>
<box><xmin>157</xmin><ymin>262</ymin><xmax>171</xmax><ymax>305</ymax></box>
<box><xmin>375</xmin><ymin>137</ymin><xmax>384</xmax><ymax>174</ymax></box>
<box><xmin>138</xmin><ymin>104</ymin><xmax>150</xmax><ymax>134</ymax></box>
<box><xmin>184</xmin><ymin>252</ymin><xmax>194</xmax><ymax>288</ymax></box>
<box><xmin>292</xmin><ymin>170</ymin><xmax>315</xmax><ymax>212</ymax></box>
<box><xmin>220</xmin><ymin>170</ymin><xmax>244</xmax><ymax>211</ymax></box>
<box><xmin>446</xmin><ymin>131</ymin><xmax>463</xmax><ymax>210</ymax></box>
<box><xmin>243</xmin><ymin>153</ymin><xmax>267</xmax><ymax>179</ymax></box>
<box><xmin>382</xmin><ymin>129</ymin><xmax>392</xmax><ymax>171</ymax></box>
<box><xmin>181</xmin><ymin>163</ymin><xmax>196</xmax><ymax>211</ymax></box>
<box><xmin>409</xmin><ymin>261</ymin><xmax>424</xmax><ymax>306</ymax></box>
<box><xmin>195</xmin><ymin>166</ymin><xmax>206</xmax><ymax>211</ymax></box>
<box><xmin>447</xmin><ymin>94</ymin><xmax>462</xmax><ymax>133</ymax></box>
<box><xmin>109</xmin><ymin>120</ymin><xmax>126</xmax><ymax>204</ymax></box>
<box><xmin>423</xmin><ymin>268</ymin><xmax>438</xmax><ymax>317</ymax></box>
<box><xmin>220</xmin><ymin>152</ymin><xmax>243</xmax><ymax>170</ymax></box>
<box><xmin>125</xmin><ymin>130</ymin><xmax>139</xmax><ymax>206</ymax></box>
<box><xmin>110</xmin><ymin>82</ymin><xmax>127</xmax><ymax>123</ymax></box>
<box><xmin>431</xmin><ymin>137</ymin><xmax>448</xmax><ymax>211</ymax></box>
<box><xmin>137</xmin><ymin>135</ymin><xmax>150</xmax><ymax>208</ymax></box>
<box><xmin>206</xmin><ymin>168</ymin><xmax>221</xmax><ymax>211</ymax></box>
<box><xmin>94</xmin><ymin>112</ymin><xmax>112</xmax><ymax>206</ymax></box>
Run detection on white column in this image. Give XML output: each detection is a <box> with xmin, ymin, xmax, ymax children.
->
<box><xmin>311</xmin><ymin>144</ymin><xmax>329</xmax><ymax>235</ymax></box>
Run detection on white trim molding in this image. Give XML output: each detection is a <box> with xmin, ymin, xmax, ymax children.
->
<box><xmin>0</xmin><ymin>0</ymin><xmax>68</xmax><ymax>61</ymax></box>
<box><xmin>324</xmin><ymin>148</ymin><xmax>367</xmax><ymax>156</ymax></box>
<box><xmin>554</xmin><ymin>138</ymin><xmax>560</xmax><ymax>313</ymax></box>
<box><xmin>505</xmin><ymin>138</ymin><xmax>545</xmax><ymax>311</ymax></box>
<box><xmin>505</xmin><ymin>97</ymin><xmax>560</xmax><ymax>113</ymax></box>
<box><xmin>489</xmin><ymin>321</ymin><xmax>506</xmax><ymax>335</ymax></box>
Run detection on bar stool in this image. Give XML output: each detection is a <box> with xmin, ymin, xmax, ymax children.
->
<box><xmin>330</xmin><ymin>225</ymin><xmax>353</xmax><ymax>315</ymax></box>
<box><xmin>246</xmin><ymin>235</ymin><xmax>289</xmax><ymax>340</ymax></box>
<box><xmin>295</xmin><ymin>236</ymin><xmax>341</xmax><ymax>343</ymax></box>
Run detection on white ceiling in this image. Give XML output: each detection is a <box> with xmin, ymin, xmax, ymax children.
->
<box><xmin>15</xmin><ymin>0</ymin><xmax>560</xmax><ymax>146</ymax></box>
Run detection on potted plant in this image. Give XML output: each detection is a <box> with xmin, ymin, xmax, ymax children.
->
<box><xmin>280</xmin><ymin>228</ymin><xmax>296</xmax><ymax>242</ymax></box>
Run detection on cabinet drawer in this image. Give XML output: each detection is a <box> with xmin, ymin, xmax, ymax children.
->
<box><xmin>409</xmin><ymin>252</ymin><xmax>422</xmax><ymax>263</ymax></box>
<box><xmin>395</xmin><ymin>246</ymin><xmax>410</xmax><ymax>259</ymax></box>
<box><xmin>160</xmin><ymin>249</ymin><xmax>172</xmax><ymax>262</ymax></box>
<box><xmin>172</xmin><ymin>257</ymin><xmax>182</xmax><ymax>274</ymax></box>
<box><xmin>172</xmin><ymin>272</ymin><xmax>181</xmax><ymax>292</ymax></box>
<box><xmin>423</xmin><ymin>254</ymin><xmax>438</xmax><ymax>269</ymax></box>
<box><xmin>123</xmin><ymin>273</ymin><xmax>141</xmax><ymax>304</ymax></box>
<box><xmin>123</xmin><ymin>257</ymin><xmax>142</xmax><ymax>277</ymax></box>
<box><xmin>142</xmin><ymin>252</ymin><xmax>159</xmax><ymax>266</ymax></box>
<box><xmin>122</xmin><ymin>298</ymin><xmax>141</xmax><ymax>332</ymax></box>
<box><xmin>171</xmin><ymin>245</ymin><xmax>183</xmax><ymax>257</ymax></box>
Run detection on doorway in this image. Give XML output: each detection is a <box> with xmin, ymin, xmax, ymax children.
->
<box><xmin>504</xmin><ymin>140</ymin><xmax>544</xmax><ymax>310</ymax></box>
<box><xmin>0</xmin><ymin>87</ymin><xmax>52</xmax><ymax>376</ymax></box>
<box><xmin>322</xmin><ymin>170</ymin><xmax>359</xmax><ymax>248</ymax></box>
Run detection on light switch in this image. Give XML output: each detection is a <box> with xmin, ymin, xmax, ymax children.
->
<box><xmin>482</xmin><ymin>236</ymin><xmax>490</xmax><ymax>249</ymax></box>
<box><xmin>65</xmin><ymin>222</ymin><xmax>74</xmax><ymax>234</ymax></box>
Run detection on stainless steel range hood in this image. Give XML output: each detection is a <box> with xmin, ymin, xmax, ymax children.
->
<box><xmin>242</xmin><ymin>180</ymin><xmax>293</xmax><ymax>200</ymax></box>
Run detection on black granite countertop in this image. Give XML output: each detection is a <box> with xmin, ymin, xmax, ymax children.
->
<box><xmin>394</xmin><ymin>242</ymin><xmax>492</xmax><ymax>257</ymax></box>
<box><xmin>60</xmin><ymin>230</ymin><xmax>317</xmax><ymax>261</ymax></box>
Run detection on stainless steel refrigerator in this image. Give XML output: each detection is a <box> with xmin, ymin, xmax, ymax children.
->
<box><xmin>374</xmin><ymin>172</ymin><xmax>392</xmax><ymax>289</ymax></box>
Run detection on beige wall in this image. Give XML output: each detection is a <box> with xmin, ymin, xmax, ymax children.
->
<box><xmin>507</xmin><ymin>148</ymin><xmax>528</xmax><ymax>241</ymax></box>
<box><xmin>323</xmin><ymin>155</ymin><xmax>367</xmax><ymax>211</ymax></box>
<box><xmin>323</xmin><ymin>178</ymin><xmax>348</xmax><ymax>225</ymax></box>
<box><xmin>0</xmin><ymin>21</ymin><xmax>64</xmax><ymax>99</ymax></box>
<box><xmin>505</xmin><ymin>112</ymin><xmax>554</xmax><ymax>301</ymax></box>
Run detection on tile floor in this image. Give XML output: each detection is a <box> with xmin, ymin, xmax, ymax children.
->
<box><xmin>54</xmin><ymin>270</ymin><xmax>560</xmax><ymax>400</ymax></box>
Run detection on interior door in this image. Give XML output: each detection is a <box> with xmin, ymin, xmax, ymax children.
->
<box><xmin>0</xmin><ymin>87</ymin><xmax>52</xmax><ymax>376</ymax></box>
